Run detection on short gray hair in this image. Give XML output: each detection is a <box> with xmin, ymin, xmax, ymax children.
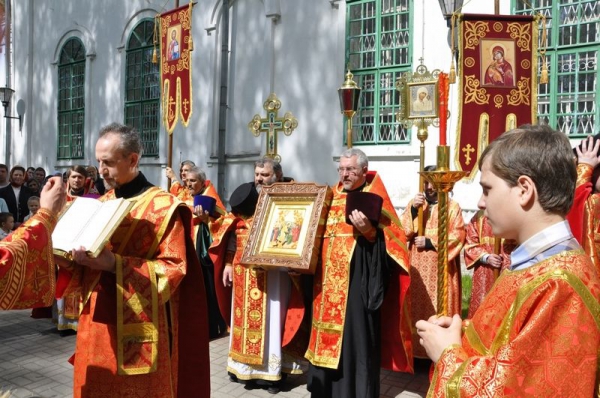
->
<box><xmin>187</xmin><ymin>166</ymin><xmax>206</xmax><ymax>183</ymax></box>
<box><xmin>98</xmin><ymin>123</ymin><xmax>143</xmax><ymax>157</ymax></box>
<box><xmin>340</xmin><ymin>148</ymin><xmax>368</xmax><ymax>168</ymax></box>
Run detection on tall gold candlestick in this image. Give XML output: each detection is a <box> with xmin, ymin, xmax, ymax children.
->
<box><xmin>420</xmin><ymin>145</ymin><xmax>468</xmax><ymax>315</ymax></box>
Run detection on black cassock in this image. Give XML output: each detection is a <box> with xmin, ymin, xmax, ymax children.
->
<box><xmin>307</xmin><ymin>230</ymin><xmax>390</xmax><ymax>398</ymax></box>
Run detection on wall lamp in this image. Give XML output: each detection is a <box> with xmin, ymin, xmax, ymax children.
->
<box><xmin>0</xmin><ymin>87</ymin><xmax>24</xmax><ymax>131</ymax></box>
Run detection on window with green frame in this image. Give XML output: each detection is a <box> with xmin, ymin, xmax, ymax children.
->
<box><xmin>514</xmin><ymin>0</ymin><xmax>599</xmax><ymax>136</ymax></box>
<box><xmin>125</xmin><ymin>19</ymin><xmax>160</xmax><ymax>157</ymax></box>
<box><xmin>346</xmin><ymin>0</ymin><xmax>412</xmax><ymax>145</ymax></box>
<box><xmin>57</xmin><ymin>38</ymin><xmax>85</xmax><ymax>160</ymax></box>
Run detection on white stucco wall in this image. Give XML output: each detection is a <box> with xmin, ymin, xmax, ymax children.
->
<box><xmin>8</xmin><ymin>0</ymin><xmax>520</xmax><ymax>216</ymax></box>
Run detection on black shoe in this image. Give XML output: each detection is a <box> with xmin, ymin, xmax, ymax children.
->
<box><xmin>267</xmin><ymin>383</ymin><xmax>281</xmax><ymax>394</ymax></box>
<box><xmin>228</xmin><ymin>372</ymin><xmax>238</xmax><ymax>383</ymax></box>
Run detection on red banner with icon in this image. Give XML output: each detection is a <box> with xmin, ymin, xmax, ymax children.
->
<box><xmin>454</xmin><ymin>14</ymin><xmax>538</xmax><ymax>180</ymax></box>
<box><xmin>160</xmin><ymin>4</ymin><xmax>193</xmax><ymax>134</ymax></box>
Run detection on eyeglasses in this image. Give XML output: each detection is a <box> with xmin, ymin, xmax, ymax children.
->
<box><xmin>337</xmin><ymin>167</ymin><xmax>360</xmax><ymax>175</ymax></box>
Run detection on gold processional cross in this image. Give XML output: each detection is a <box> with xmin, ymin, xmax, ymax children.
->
<box><xmin>248</xmin><ymin>93</ymin><xmax>298</xmax><ymax>162</ymax></box>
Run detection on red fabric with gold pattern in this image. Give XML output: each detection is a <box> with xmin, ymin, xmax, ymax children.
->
<box><xmin>59</xmin><ymin>187</ymin><xmax>209</xmax><ymax>398</ymax></box>
<box><xmin>400</xmin><ymin>197</ymin><xmax>465</xmax><ymax>358</ymax></box>
<box><xmin>0</xmin><ymin>209</ymin><xmax>57</xmax><ymax>310</ymax></box>
<box><xmin>464</xmin><ymin>210</ymin><xmax>515</xmax><ymax>318</ymax></box>
<box><xmin>455</xmin><ymin>14</ymin><xmax>537</xmax><ymax>180</ymax></box>
<box><xmin>428</xmin><ymin>251</ymin><xmax>600</xmax><ymax>397</ymax></box>
<box><xmin>567</xmin><ymin>163</ymin><xmax>593</xmax><ymax>245</ymax></box>
<box><xmin>209</xmin><ymin>212</ymin><xmax>306</xmax><ymax>362</ymax></box>
<box><xmin>306</xmin><ymin>171</ymin><xmax>412</xmax><ymax>372</ymax></box>
<box><xmin>160</xmin><ymin>4</ymin><xmax>193</xmax><ymax>133</ymax></box>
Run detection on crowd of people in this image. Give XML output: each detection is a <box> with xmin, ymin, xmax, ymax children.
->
<box><xmin>0</xmin><ymin>123</ymin><xmax>599</xmax><ymax>397</ymax></box>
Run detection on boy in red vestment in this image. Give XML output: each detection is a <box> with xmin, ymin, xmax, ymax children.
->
<box><xmin>417</xmin><ymin>125</ymin><xmax>600</xmax><ymax>397</ymax></box>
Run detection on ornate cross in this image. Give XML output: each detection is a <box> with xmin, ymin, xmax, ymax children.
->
<box><xmin>248</xmin><ymin>93</ymin><xmax>298</xmax><ymax>162</ymax></box>
<box><xmin>462</xmin><ymin>144</ymin><xmax>476</xmax><ymax>165</ymax></box>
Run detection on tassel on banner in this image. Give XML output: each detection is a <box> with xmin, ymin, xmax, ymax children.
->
<box><xmin>540</xmin><ymin>60</ymin><xmax>548</xmax><ymax>84</ymax></box>
<box><xmin>538</xmin><ymin>13</ymin><xmax>548</xmax><ymax>85</ymax></box>
<box><xmin>189</xmin><ymin>37</ymin><xmax>194</xmax><ymax>51</ymax></box>
<box><xmin>152</xmin><ymin>47</ymin><xmax>158</xmax><ymax>64</ymax></box>
<box><xmin>448</xmin><ymin>13</ymin><xmax>458</xmax><ymax>84</ymax></box>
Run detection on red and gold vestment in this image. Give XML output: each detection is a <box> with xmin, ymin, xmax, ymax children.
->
<box><xmin>401</xmin><ymin>197</ymin><xmax>465</xmax><ymax>358</ymax></box>
<box><xmin>566</xmin><ymin>163</ymin><xmax>593</xmax><ymax>245</ymax></box>
<box><xmin>0</xmin><ymin>209</ymin><xmax>57</xmax><ymax>310</ymax></box>
<box><xmin>464</xmin><ymin>210</ymin><xmax>515</xmax><ymax>318</ymax></box>
<box><xmin>306</xmin><ymin>171</ymin><xmax>412</xmax><ymax>372</ymax></box>
<box><xmin>209</xmin><ymin>213</ymin><xmax>306</xmax><ymax>377</ymax></box>
<box><xmin>59</xmin><ymin>186</ymin><xmax>209</xmax><ymax>398</ymax></box>
<box><xmin>429</xmin><ymin>250</ymin><xmax>600</xmax><ymax>397</ymax></box>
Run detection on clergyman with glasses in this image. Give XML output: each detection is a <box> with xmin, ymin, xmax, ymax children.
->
<box><xmin>305</xmin><ymin>147</ymin><xmax>412</xmax><ymax>397</ymax></box>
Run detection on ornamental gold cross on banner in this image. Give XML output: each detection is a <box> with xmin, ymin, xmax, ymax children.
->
<box><xmin>248</xmin><ymin>93</ymin><xmax>298</xmax><ymax>162</ymax></box>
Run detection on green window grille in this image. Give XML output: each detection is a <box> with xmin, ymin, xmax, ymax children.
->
<box><xmin>514</xmin><ymin>0</ymin><xmax>599</xmax><ymax>136</ymax></box>
<box><xmin>57</xmin><ymin>38</ymin><xmax>85</xmax><ymax>159</ymax></box>
<box><xmin>125</xmin><ymin>19</ymin><xmax>160</xmax><ymax>157</ymax></box>
<box><xmin>346</xmin><ymin>0</ymin><xmax>412</xmax><ymax>144</ymax></box>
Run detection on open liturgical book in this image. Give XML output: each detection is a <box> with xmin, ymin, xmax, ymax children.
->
<box><xmin>52</xmin><ymin>197</ymin><xmax>134</xmax><ymax>258</ymax></box>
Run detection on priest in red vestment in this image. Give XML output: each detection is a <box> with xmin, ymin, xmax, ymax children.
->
<box><xmin>0</xmin><ymin>177</ymin><xmax>65</xmax><ymax>310</ymax></box>
<box><xmin>306</xmin><ymin>148</ymin><xmax>412</xmax><ymax>398</ymax></box>
<box><xmin>400</xmin><ymin>165</ymin><xmax>465</xmax><ymax>358</ymax></box>
<box><xmin>184</xmin><ymin>166</ymin><xmax>227</xmax><ymax>339</ymax></box>
<box><xmin>418</xmin><ymin>125</ymin><xmax>600</xmax><ymax>397</ymax></box>
<box><xmin>464</xmin><ymin>209</ymin><xmax>515</xmax><ymax>317</ymax></box>
<box><xmin>55</xmin><ymin>123</ymin><xmax>210</xmax><ymax>398</ymax></box>
<box><xmin>165</xmin><ymin>160</ymin><xmax>195</xmax><ymax>201</ymax></box>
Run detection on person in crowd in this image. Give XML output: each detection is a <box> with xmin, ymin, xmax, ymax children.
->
<box><xmin>306</xmin><ymin>148</ymin><xmax>412</xmax><ymax>398</ymax></box>
<box><xmin>34</xmin><ymin>167</ymin><xmax>46</xmax><ymax>186</ymax></box>
<box><xmin>25</xmin><ymin>167</ymin><xmax>35</xmax><ymax>184</ymax></box>
<box><xmin>417</xmin><ymin>124</ymin><xmax>600</xmax><ymax>396</ymax></box>
<box><xmin>165</xmin><ymin>160</ymin><xmax>195</xmax><ymax>200</ymax></box>
<box><xmin>23</xmin><ymin>196</ymin><xmax>40</xmax><ymax>222</ymax></box>
<box><xmin>0</xmin><ymin>166</ymin><xmax>34</xmax><ymax>228</ymax></box>
<box><xmin>185</xmin><ymin>166</ymin><xmax>227</xmax><ymax>339</ymax></box>
<box><xmin>400</xmin><ymin>165</ymin><xmax>465</xmax><ymax>359</ymax></box>
<box><xmin>0</xmin><ymin>177</ymin><xmax>65</xmax><ymax>310</ymax></box>
<box><xmin>27</xmin><ymin>178</ymin><xmax>41</xmax><ymax>195</ymax></box>
<box><xmin>86</xmin><ymin>165</ymin><xmax>105</xmax><ymax>195</ymax></box>
<box><xmin>0</xmin><ymin>212</ymin><xmax>14</xmax><ymax>240</ymax></box>
<box><xmin>209</xmin><ymin>159</ymin><xmax>305</xmax><ymax>394</ymax></box>
<box><xmin>66</xmin><ymin>165</ymin><xmax>99</xmax><ymax>201</ymax></box>
<box><xmin>53</xmin><ymin>123</ymin><xmax>210</xmax><ymax>397</ymax></box>
<box><xmin>463</xmin><ymin>209</ymin><xmax>516</xmax><ymax>317</ymax></box>
<box><xmin>0</xmin><ymin>164</ymin><xmax>10</xmax><ymax>189</ymax></box>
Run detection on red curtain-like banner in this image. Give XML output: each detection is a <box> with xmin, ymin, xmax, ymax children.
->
<box><xmin>454</xmin><ymin>14</ymin><xmax>538</xmax><ymax>180</ymax></box>
<box><xmin>160</xmin><ymin>4</ymin><xmax>193</xmax><ymax>134</ymax></box>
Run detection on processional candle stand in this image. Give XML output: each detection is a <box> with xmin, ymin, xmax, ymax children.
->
<box><xmin>419</xmin><ymin>73</ymin><xmax>468</xmax><ymax>316</ymax></box>
<box><xmin>338</xmin><ymin>69</ymin><xmax>362</xmax><ymax>148</ymax></box>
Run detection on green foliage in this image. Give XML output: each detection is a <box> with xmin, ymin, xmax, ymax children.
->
<box><xmin>462</xmin><ymin>274</ymin><xmax>473</xmax><ymax>319</ymax></box>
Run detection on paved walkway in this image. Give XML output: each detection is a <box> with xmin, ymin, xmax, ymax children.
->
<box><xmin>0</xmin><ymin>310</ymin><xmax>430</xmax><ymax>397</ymax></box>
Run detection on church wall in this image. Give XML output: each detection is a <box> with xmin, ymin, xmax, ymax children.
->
<box><xmin>8</xmin><ymin>0</ymin><xmax>543</xmax><ymax>217</ymax></box>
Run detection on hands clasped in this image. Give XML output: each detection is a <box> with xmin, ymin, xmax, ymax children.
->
<box><xmin>415</xmin><ymin>314</ymin><xmax>462</xmax><ymax>363</ymax></box>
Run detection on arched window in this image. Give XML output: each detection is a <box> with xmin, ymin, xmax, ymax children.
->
<box><xmin>125</xmin><ymin>19</ymin><xmax>160</xmax><ymax>157</ymax></box>
<box><xmin>57</xmin><ymin>37</ymin><xmax>85</xmax><ymax>159</ymax></box>
<box><xmin>346</xmin><ymin>0</ymin><xmax>412</xmax><ymax>145</ymax></box>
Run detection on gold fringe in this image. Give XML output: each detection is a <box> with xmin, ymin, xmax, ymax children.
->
<box><xmin>188</xmin><ymin>37</ymin><xmax>194</xmax><ymax>52</ymax></box>
<box><xmin>152</xmin><ymin>47</ymin><xmax>157</xmax><ymax>64</ymax></box>
<box><xmin>449</xmin><ymin>13</ymin><xmax>458</xmax><ymax>84</ymax></box>
<box><xmin>538</xmin><ymin>13</ymin><xmax>548</xmax><ymax>84</ymax></box>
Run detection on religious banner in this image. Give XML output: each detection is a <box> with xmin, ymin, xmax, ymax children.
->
<box><xmin>454</xmin><ymin>14</ymin><xmax>539</xmax><ymax>180</ymax></box>
<box><xmin>160</xmin><ymin>3</ymin><xmax>193</xmax><ymax>134</ymax></box>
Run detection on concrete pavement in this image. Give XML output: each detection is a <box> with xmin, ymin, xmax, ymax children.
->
<box><xmin>0</xmin><ymin>310</ymin><xmax>429</xmax><ymax>397</ymax></box>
